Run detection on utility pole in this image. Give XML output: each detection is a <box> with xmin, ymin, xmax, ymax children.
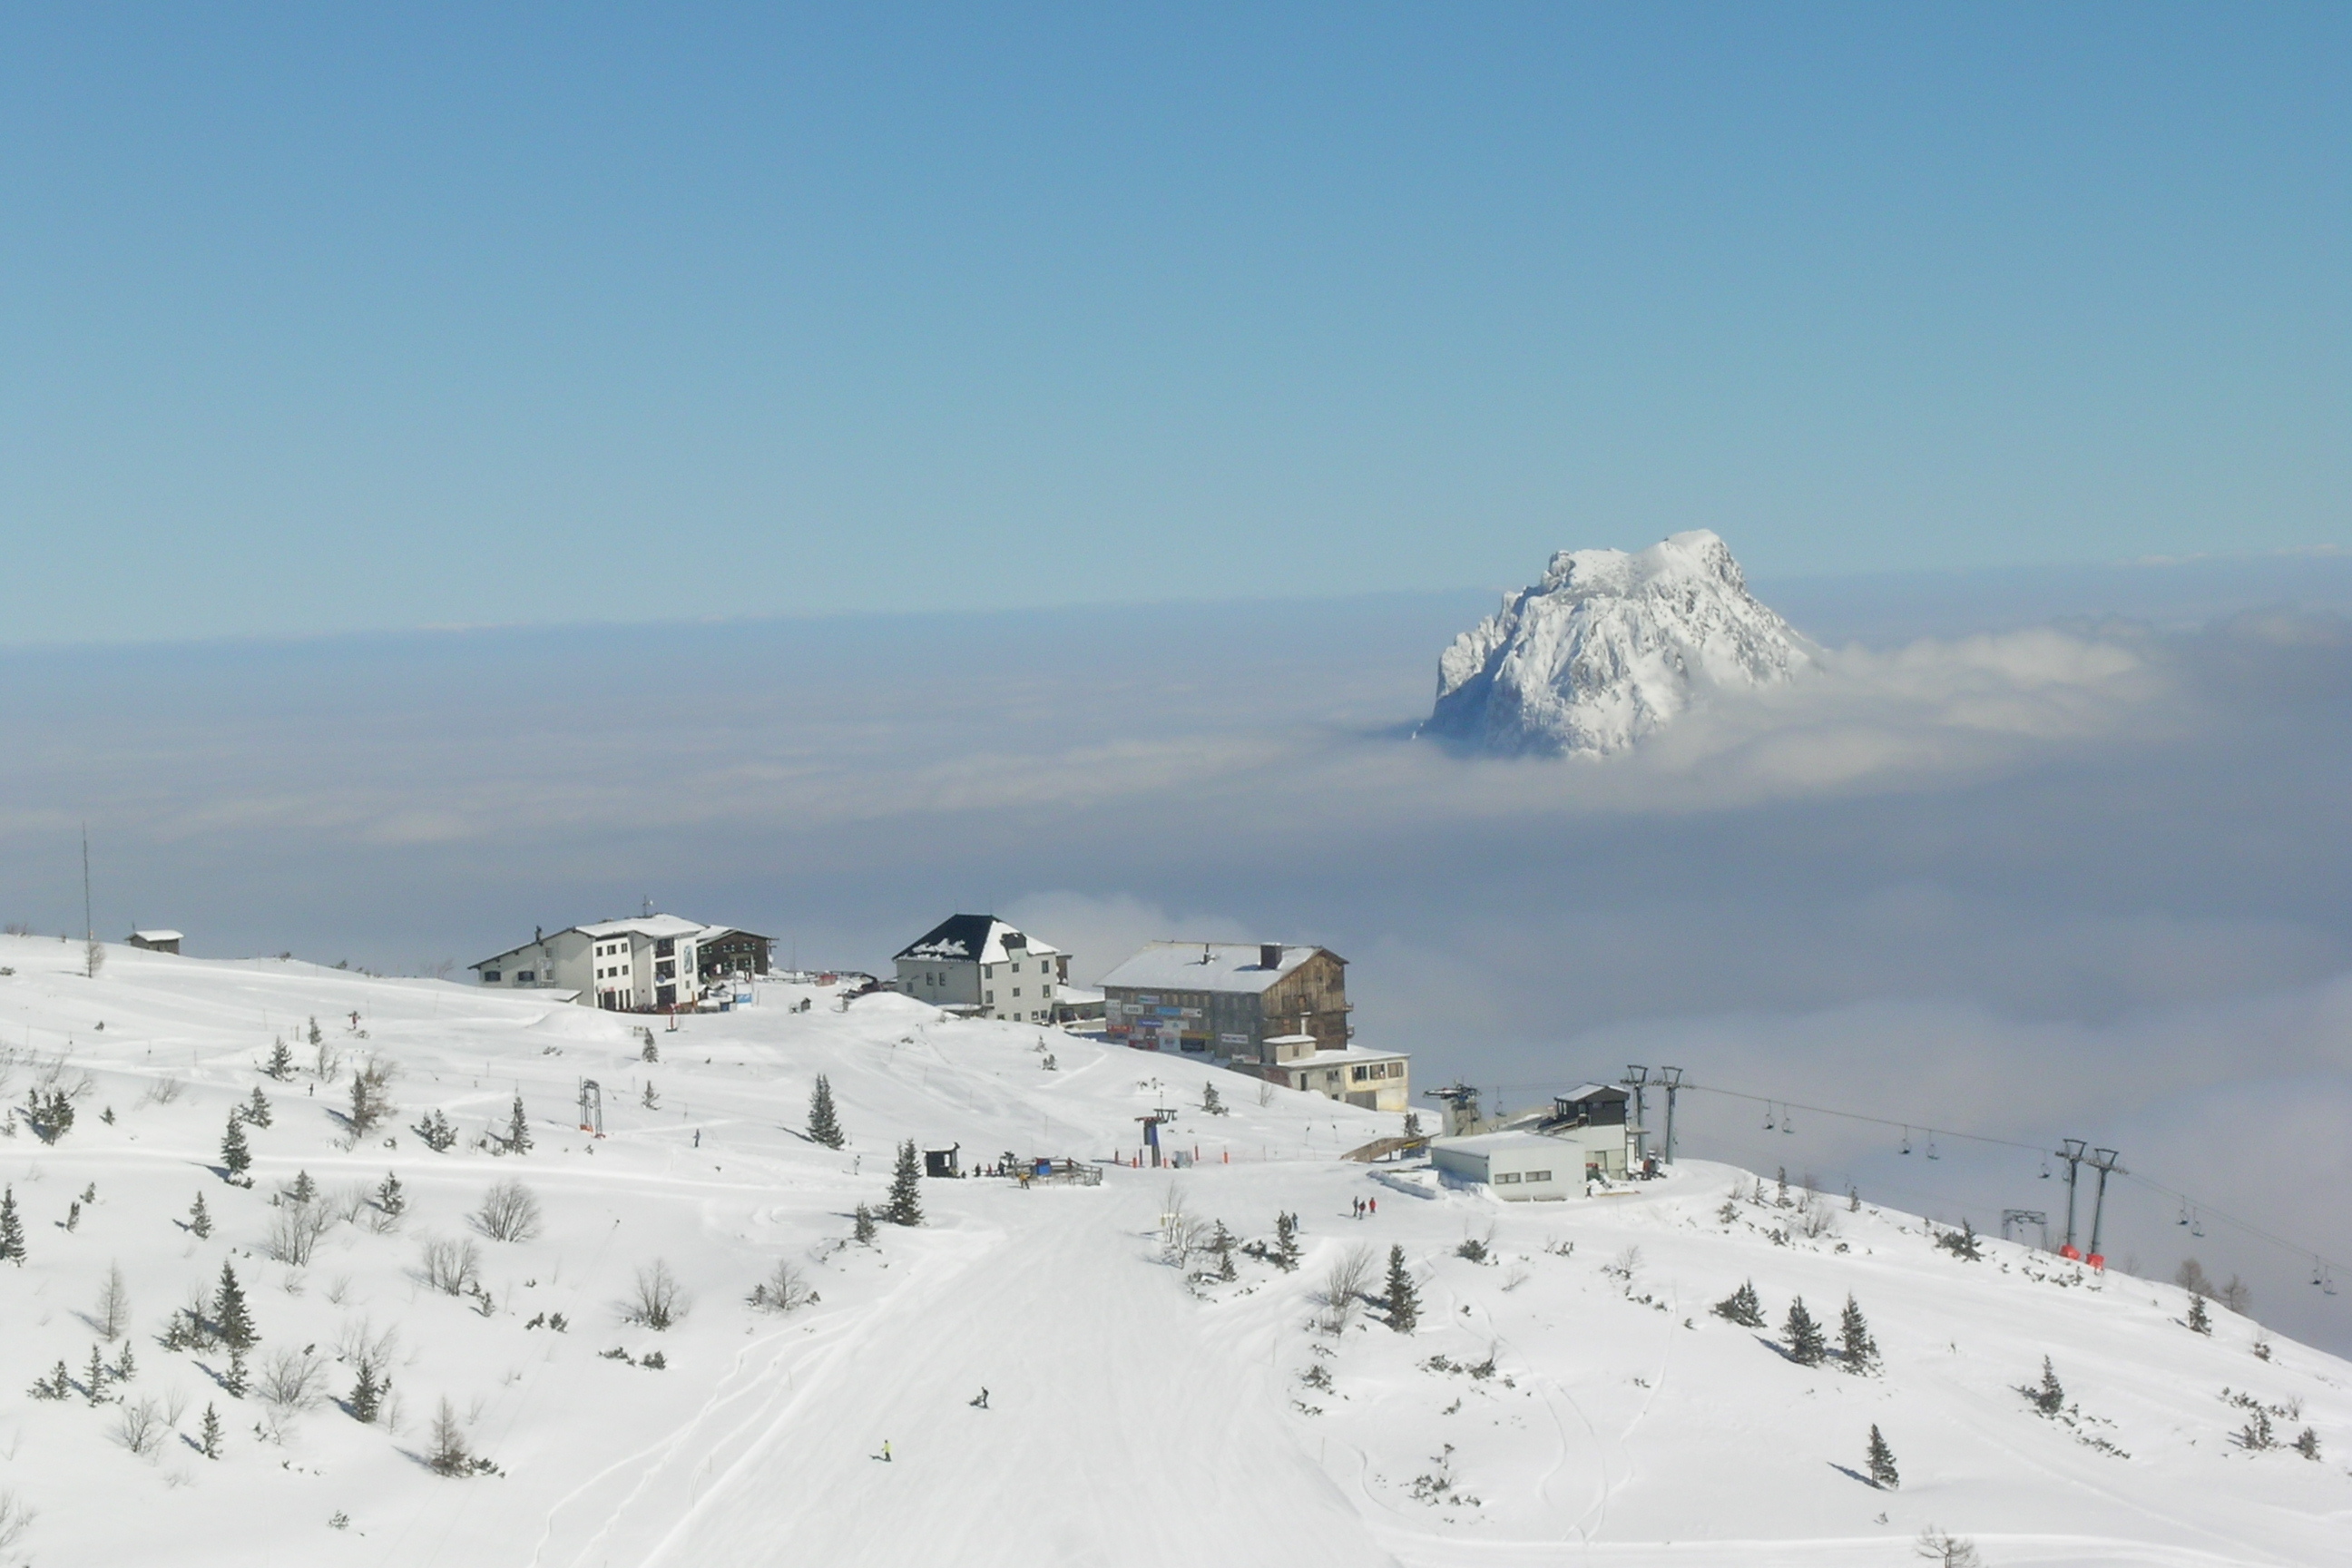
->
<box><xmin>2083</xmin><ymin>1147</ymin><xmax>2123</xmax><ymax>1270</ymax></box>
<box><xmin>1659</xmin><ymin>1066</ymin><xmax>1684</xmax><ymax>1164</ymax></box>
<box><xmin>1624</xmin><ymin>1065</ymin><xmax>1650</xmax><ymax>1162</ymax></box>
<box><xmin>2056</xmin><ymin>1139</ymin><xmax>2088</xmax><ymax>1259</ymax></box>
<box><xmin>81</xmin><ymin>824</ymin><xmax>95</xmax><ymax>980</ymax></box>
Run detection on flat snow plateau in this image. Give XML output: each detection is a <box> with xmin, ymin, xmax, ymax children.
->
<box><xmin>0</xmin><ymin>937</ymin><xmax>2344</xmax><ymax>1566</ymax></box>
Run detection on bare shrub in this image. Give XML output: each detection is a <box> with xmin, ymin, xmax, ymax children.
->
<box><xmin>1502</xmin><ymin>1264</ymin><xmax>1532</xmax><ymax>1292</ymax></box>
<box><xmin>136</xmin><ymin>1077</ymin><xmax>185</xmax><ymax>1107</ymax></box>
<box><xmin>749</xmin><ymin>1259</ymin><xmax>814</xmax><ymax>1313</ymax></box>
<box><xmin>472</xmin><ymin>1179</ymin><xmax>542</xmax><ymax>1244</ymax></box>
<box><xmin>338</xmin><ymin>1316</ymin><xmax>399</xmax><ymax>1381</ymax></box>
<box><xmin>1157</xmin><ymin>1184</ymin><xmax>1210</xmax><ymax>1269</ymax></box>
<box><xmin>268</xmin><ymin>1202</ymin><xmax>332</xmax><ymax>1267</ymax></box>
<box><xmin>1316</xmin><ymin>1245</ymin><xmax>1377</xmax><ymax>1334</ymax></box>
<box><xmin>0</xmin><ymin>1491</ymin><xmax>30</xmax><ymax>1560</ymax></box>
<box><xmin>1798</xmin><ymin>1193</ymin><xmax>1839</xmax><ymax>1240</ymax></box>
<box><xmin>625</xmin><ymin>1259</ymin><xmax>687</xmax><ymax>1330</ymax></box>
<box><xmin>258</xmin><ymin>1347</ymin><xmax>330</xmax><ymax>1412</ymax></box>
<box><xmin>329</xmin><ymin>1183</ymin><xmax>371</xmax><ymax>1226</ymax></box>
<box><xmin>419</xmin><ymin>1237</ymin><xmax>482</xmax><ymax>1296</ymax></box>
<box><xmin>113</xmin><ymin>1396</ymin><xmax>166</xmax><ymax>1457</ymax></box>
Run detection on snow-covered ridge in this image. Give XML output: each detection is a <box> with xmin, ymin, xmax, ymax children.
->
<box><xmin>1424</xmin><ymin>530</ymin><xmax>1812</xmax><ymax>756</ymax></box>
<box><xmin>0</xmin><ymin>938</ymin><xmax>2344</xmax><ymax>1567</ymax></box>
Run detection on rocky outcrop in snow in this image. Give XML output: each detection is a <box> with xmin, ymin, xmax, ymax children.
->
<box><xmin>1423</xmin><ymin>530</ymin><xmax>1811</xmax><ymax>756</ymax></box>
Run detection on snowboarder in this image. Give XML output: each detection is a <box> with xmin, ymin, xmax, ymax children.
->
<box><xmin>970</xmin><ymin>1387</ymin><xmax>989</xmax><ymax>1408</ymax></box>
<box><xmin>881</xmin><ymin>1439</ymin><xmax>892</xmax><ymax>1462</ymax></box>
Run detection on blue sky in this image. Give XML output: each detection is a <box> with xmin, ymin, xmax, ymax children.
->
<box><xmin>3</xmin><ymin>4</ymin><xmax>2345</xmax><ymax>643</ymax></box>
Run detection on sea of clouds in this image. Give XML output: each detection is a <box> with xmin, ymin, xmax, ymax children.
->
<box><xmin>5</xmin><ymin>552</ymin><xmax>2351</xmax><ymax>1348</ymax></box>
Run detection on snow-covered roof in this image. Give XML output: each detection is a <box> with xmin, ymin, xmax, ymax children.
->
<box><xmin>1273</xmin><ymin>1044</ymin><xmax>1408</xmax><ymax>1069</ymax></box>
<box><xmin>1560</xmin><ymin>1083</ymin><xmax>1627</xmax><ymax>1102</ymax></box>
<box><xmin>894</xmin><ymin>915</ymin><xmax>1060</xmax><ymax>965</ymax></box>
<box><xmin>1431</xmin><ymin>1131</ymin><xmax>1573</xmax><ymax>1158</ymax></box>
<box><xmin>471</xmin><ymin>913</ymin><xmax>717</xmax><ymax>970</ymax></box>
<box><xmin>1098</xmin><ymin>942</ymin><xmax>1335</xmax><ymax>995</ymax></box>
<box><xmin>131</xmin><ymin>929</ymin><xmax>182</xmax><ymax>943</ymax></box>
<box><xmin>577</xmin><ymin>914</ymin><xmax>709</xmax><ymax>941</ymax></box>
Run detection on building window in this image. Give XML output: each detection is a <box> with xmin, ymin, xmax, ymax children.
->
<box><xmin>985</xmin><ymin>991</ymin><xmax>994</xmax><ymax>1004</ymax></box>
<box><xmin>655</xmin><ymin>937</ymin><xmax>674</xmax><ymax>958</ymax></box>
<box><xmin>1527</xmin><ymin>1171</ymin><xmax>1551</xmax><ymax>1182</ymax></box>
<box><xmin>1495</xmin><ymin>1171</ymin><xmax>1522</xmax><ymax>1184</ymax></box>
<box><xmin>483</xmin><ymin>970</ymin><xmax>502</xmax><ymax>983</ymax></box>
<box><xmin>516</xmin><ymin>970</ymin><xmax>534</xmax><ymax>983</ymax></box>
<box><xmin>1012</xmin><ymin>987</ymin><xmax>1021</xmax><ymax>997</ymax></box>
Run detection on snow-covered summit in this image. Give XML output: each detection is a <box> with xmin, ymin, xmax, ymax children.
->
<box><xmin>1424</xmin><ymin>530</ymin><xmax>1812</xmax><ymax>756</ymax></box>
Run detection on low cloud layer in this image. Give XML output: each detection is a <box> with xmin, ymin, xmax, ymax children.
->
<box><xmin>5</xmin><ymin>564</ymin><xmax>2351</xmax><ymax>1348</ymax></box>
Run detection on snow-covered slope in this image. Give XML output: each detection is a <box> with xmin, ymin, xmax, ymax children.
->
<box><xmin>0</xmin><ymin>937</ymin><xmax>2345</xmax><ymax>1568</ymax></box>
<box><xmin>1425</xmin><ymin>531</ymin><xmax>1812</xmax><ymax>756</ymax></box>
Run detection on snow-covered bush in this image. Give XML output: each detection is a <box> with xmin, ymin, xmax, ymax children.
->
<box><xmin>419</xmin><ymin>1237</ymin><xmax>482</xmax><ymax>1296</ymax></box>
<box><xmin>267</xmin><ymin>1201</ymin><xmax>331</xmax><ymax>1266</ymax></box>
<box><xmin>749</xmin><ymin>1259</ymin><xmax>815</xmax><ymax>1313</ymax></box>
<box><xmin>625</xmin><ymin>1259</ymin><xmax>687</xmax><ymax>1331</ymax></box>
<box><xmin>257</xmin><ymin>1347</ymin><xmax>330</xmax><ymax>1412</ymax></box>
<box><xmin>473</xmin><ymin>1179</ymin><xmax>542</xmax><ymax>1243</ymax></box>
<box><xmin>1316</xmin><ymin>1246</ymin><xmax>1376</xmax><ymax>1335</ymax></box>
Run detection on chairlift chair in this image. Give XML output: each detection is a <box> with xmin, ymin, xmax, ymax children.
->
<box><xmin>1900</xmin><ymin>1126</ymin><xmax>1912</xmax><ymax>1155</ymax></box>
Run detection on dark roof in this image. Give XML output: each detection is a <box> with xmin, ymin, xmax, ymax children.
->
<box><xmin>895</xmin><ymin>913</ymin><xmax>1045</xmax><ymax>964</ymax></box>
<box><xmin>1558</xmin><ymin>1083</ymin><xmax>1630</xmax><ymax>1103</ymax></box>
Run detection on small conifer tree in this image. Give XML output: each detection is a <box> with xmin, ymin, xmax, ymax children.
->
<box><xmin>808</xmin><ymin>1074</ymin><xmax>844</xmax><ymax>1149</ymax></box>
<box><xmin>224</xmin><ymin>1344</ymin><xmax>249</xmax><ymax>1398</ymax></box>
<box><xmin>1274</xmin><ymin>1210</ymin><xmax>1301</xmax><ymax>1272</ymax></box>
<box><xmin>1210</xmin><ymin>1220</ymin><xmax>1238</xmax><ymax>1281</ymax></box>
<box><xmin>200</xmin><ymin>1403</ymin><xmax>223</xmax><ymax>1457</ymax></box>
<box><xmin>1713</xmin><ymin>1279</ymin><xmax>1764</xmax><ymax>1327</ymax></box>
<box><xmin>0</xmin><ymin>1185</ymin><xmax>24</xmax><ymax>1263</ymax></box>
<box><xmin>348</xmin><ymin>1063</ymin><xmax>384</xmax><ymax>1136</ymax></box>
<box><xmin>97</xmin><ymin>1262</ymin><xmax>130</xmax><ymax>1339</ymax></box>
<box><xmin>1783</xmin><ymin>1297</ymin><xmax>1827</xmax><ymax>1366</ymax></box>
<box><xmin>2030</xmin><ymin>1356</ymin><xmax>2064</xmax><ymax>1415</ymax></box>
<box><xmin>220</xmin><ymin>1112</ymin><xmax>252</xmax><ymax>1182</ymax></box>
<box><xmin>1384</xmin><ymin>1245</ymin><xmax>1418</xmax><ymax>1332</ymax></box>
<box><xmin>349</xmin><ymin>1361</ymin><xmax>385</xmax><ymax>1423</ymax></box>
<box><xmin>188</xmin><ymin>1191</ymin><xmax>211</xmax><ymax>1239</ymax></box>
<box><xmin>265</xmin><ymin>1038</ymin><xmax>294</xmax><ymax>1079</ymax></box>
<box><xmin>112</xmin><ymin>1341</ymin><xmax>135</xmax><ymax>1383</ymax></box>
<box><xmin>1201</xmin><ymin>1081</ymin><xmax>1223</xmax><ymax>1115</ymax></box>
<box><xmin>1867</xmin><ymin>1424</ymin><xmax>1899</xmax><ymax>1489</ymax></box>
<box><xmin>289</xmin><ymin>1169</ymin><xmax>317</xmax><ymax>1206</ymax></box>
<box><xmin>376</xmin><ymin>1171</ymin><xmax>406</xmax><ymax>1217</ymax></box>
<box><xmin>307</xmin><ymin>1015</ymin><xmax>322</xmax><ymax>1047</ymax></box>
<box><xmin>1838</xmin><ymin>1294</ymin><xmax>1878</xmax><ymax>1374</ymax></box>
<box><xmin>2187</xmin><ymin>1293</ymin><xmax>2212</xmax><ymax>1334</ymax></box>
<box><xmin>243</xmin><ymin>1087</ymin><xmax>272</xmax><ymax>1129</ymax></box>
<box><xmin>83</xmin><ymin>1343</ymin><xmax>109</xmax><ymax>1404</ymax></box>
<box><xmin>887</xmin><ymin>1140</ymin><xmax>924</xmax><ymax>1226</ymax></box>
<box><xmin>507</xmin><ymin>1093</ymin><xmax>531</xmax><ymax>1154</ymax></box>
<box><xmin>852</xmin><ymin>1202</ymin><xmax>877</xmax><ymax>1244</ymax></box>
<box><xmin>212</xmin><ymin>1261</ymin><xmax>256</xmax><ymax>1351</ymax></box>
<box><xmin>427</xmin><ymin>1396</ymin><xmax>472</xmax><ymax>1475</ymax></box>
<box><xmin>642</xmin><ymin>1081</ymin><xmax>660</xmax><ymax>1110</ymax></box>
<box><xmin>2294</xmin><ymin>1426</ymin><xmax>2322</xmax><ymax>1461</ymax></box>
